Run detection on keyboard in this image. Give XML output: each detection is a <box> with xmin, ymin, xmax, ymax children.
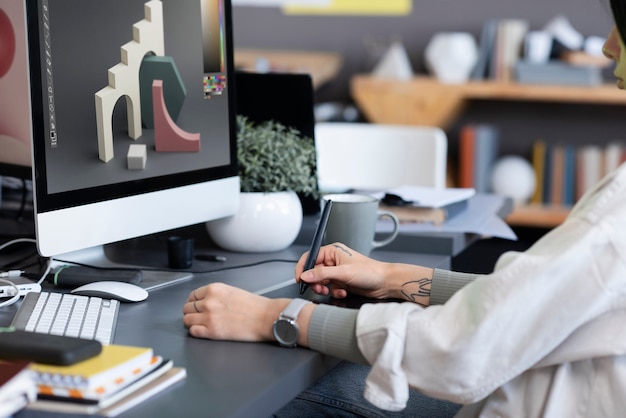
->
<box><xmin>11</xmin><ymin>291</ymin><xmax>120</xmax><ymax>345</ymax></box>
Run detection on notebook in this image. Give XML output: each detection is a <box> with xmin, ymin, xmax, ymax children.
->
<box><xmin>27</xmin><ymin>361</ymin><xmax>186</xmax><ymax>416</ymax></box>
<box><xmin>29</xmin><ymin>344</ymin><xmax>153</xmax><ymax>391</ymax></box>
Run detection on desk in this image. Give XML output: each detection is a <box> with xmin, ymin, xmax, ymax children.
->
<box><xmin>3</xmin><ymin>228</ymin><xmax>450</xmax><ymax>418</ymax></box>
<box><xmin>3</xmin><ymin>193</ymin><xmax>511</xmax><ymax>417</ymax></box>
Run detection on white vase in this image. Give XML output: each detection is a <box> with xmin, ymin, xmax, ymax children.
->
<box><xmin>424</xmin><ymin>32</ymin><xmax>478</xmax><ymax>84</ymax></box>
<box><xmin>205</xmin><ymin>191</ymin><xmax>303</xmax><ymax>253</ymax></box>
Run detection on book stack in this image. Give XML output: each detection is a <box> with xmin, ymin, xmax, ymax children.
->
<box><xmin>531</xmin><ymin>140</ymin><xmax>626</xmax><ymax>206</ymax></box>
<box><xmin>376</xmin><ymin>186</ymin><xmax>475</xmax><ymax>226</ymax></box>
<box><xmin>0</xmin><ymin>360</ymin><xmax>37</xmax><ymax>417</ymax></box>
<box><xmin>458</xmin><ymin>124</ymin><xmax>500</xmax><ymax>194</ymax></box>
<box><xmin>472</xmin><ymin>19</ymin><xmax>529</xmax><ymax>82</ymax></box>
<box><xmin>25</xmin><ymin>344</ymin><xmax>186</xmax><ymax>417</ymax></box>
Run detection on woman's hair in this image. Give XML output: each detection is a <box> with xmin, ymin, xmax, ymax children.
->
<box><xmin>611</xmin><ymin>0</ymin><xmax>626</xmax><ymax>44</ymax></box>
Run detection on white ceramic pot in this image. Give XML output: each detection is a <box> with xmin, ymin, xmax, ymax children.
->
<box><xmin>424</xmin><ymin>32</ymin><xmax>478</xmax><ymax>84</ymax></box>
<box><xmin>206</xmin><ymin>191</ymin><xmax>303</xmax><ymax>253</ymax></box>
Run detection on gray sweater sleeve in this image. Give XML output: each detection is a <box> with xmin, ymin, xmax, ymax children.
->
<box><xmin>307</xmin><ymin>269</ymin><xmax>482</xmax><ymax>362</ymax></box>
<box><xmin>308</xmin><ymin>303</ymin><xmax>368</xmax><ymax>364</ymax></box>
<box><xmin>429</xmin><ymin>268</ymin><xmax>481</xmax><ymax>305</ymax></box>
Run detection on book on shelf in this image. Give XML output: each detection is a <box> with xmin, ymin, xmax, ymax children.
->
<box><xmin>530</xmin><ymin>140</ymin><xmax>546</xmax><ymax>204</ymax></box>
<box><xmin>562</xmin><ymin>145</ymin><xmax>576</xmax><ymax>206</ymax></box>
<box><xmin>531</xmin><ymin>139</ymin><xmax>626</xmax><ymax>207</ymax></box>
<box><xmin>489</xmin><ymin>18</ymin><xmax>529</xmax><ymax>82</ymax></box>
<box><xmin>0</xmin><ymin>360</ymin><xmax>37</xmax><ymax>417</ymax></box>
<box><xmin>470</xmin><ymin>19</ymin><xmax>498</xmax><ymax>80</ymax></box>
<box><xmin>29</xmin><ymin>344</ymin><xmax>154</xmax><ymax>392</ymax></box>
<box><xmin>458</xmin><ymin>124</ymin><xmax>476</xmax><ymax>188</ymax></box>
<box><xmin>458</xmin><ymin>124</ymin><xmax>499</xmax><ymax>193</ymax></box>
<box><xmin>576</xmin><ymin>144</ymin><xmax>603</xmax><ymax>201</ymax></box>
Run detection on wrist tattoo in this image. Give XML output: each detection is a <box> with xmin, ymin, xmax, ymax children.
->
<box><xmin>401</xmin><ymin>277</ymin><xmax>431</xmax><ymax>305</ymax></box>
<box><xmin>332</xmin><ymin>244</ymin><xmax>352</xmax><ymax>256</ymax></box>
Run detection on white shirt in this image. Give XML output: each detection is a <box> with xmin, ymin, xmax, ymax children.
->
<box><xmin>309</xmin><ymin>162</ymin><xmax>626</xmax><ymax>417</ymax></box>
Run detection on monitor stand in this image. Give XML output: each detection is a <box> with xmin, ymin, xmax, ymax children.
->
<box><xmin>51</xmin><ymin>245</ymin><xmax>193</xmax><ymax>291</ymax></box>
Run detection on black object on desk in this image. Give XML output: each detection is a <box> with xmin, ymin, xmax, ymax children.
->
<box><xmin>48</xmin><ymin>265</ymin><xmax>142</xmax><ymax>288</ymax></box>
<box><xmin>299</xmin><ymin>199</ymin><xmax>332</xmax><ymax>295</ymax></box>
<box><xmin>0</xmin><ymin>329</ymin><xmax>102</xmax><ymax>365</ymax></box>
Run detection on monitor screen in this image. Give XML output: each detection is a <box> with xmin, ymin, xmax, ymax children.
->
<box><xmin>25</xmin><ymin>0</ymin><xmax>239</xmax><ymax>257</ymax></box>
<box><xmin>0</xmin><ymin>0</ymin><xmax>32</xmax><ymax>179</ymax></box>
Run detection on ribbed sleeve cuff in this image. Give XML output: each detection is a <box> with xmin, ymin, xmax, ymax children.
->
<box><xmin>430</xmin><ymin>269</ymin><xmax>479</xmax><ymax>305</ymax></box>
<box><xmin>308</xmin><ymin>304</ymin><xmax>368</xmax><ymax>365</ymax></box>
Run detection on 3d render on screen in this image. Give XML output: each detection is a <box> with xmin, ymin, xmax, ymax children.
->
<box><xmin>95</xmin><ymin>0</ymin><xmax>205</xmax><ymax>164</ymax></box>
<box><xmin>27</xmin><ymin>0</ymin><xmax>239</xmax><ymax>257</ymax></box>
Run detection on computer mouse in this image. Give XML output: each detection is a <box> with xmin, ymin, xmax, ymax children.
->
<box><xmin>70</xmin><ymin>281</ymin><xmax>149</xmax><ymax>303</ymax></box>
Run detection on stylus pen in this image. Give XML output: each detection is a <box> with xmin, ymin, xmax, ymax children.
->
<box><xmin>299</xmin><ymin>199</ymin><xmax>333</xmax><ymax>295</ymax></box>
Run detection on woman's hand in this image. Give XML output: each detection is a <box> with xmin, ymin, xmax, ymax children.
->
<box><xmin>183</xmin><ymin>283</ymin><xmax>290</xmax><ymax>342</ymax></box>
<box><xmin>296</xmin><ymin>243</ymin><xmax>434</xmax><ymax>305</ymax></box>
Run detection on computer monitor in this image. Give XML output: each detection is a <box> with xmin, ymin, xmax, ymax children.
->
<box><xmin>24</xmin><ymin>0</ymin><xmax>240</xmax><ymax>260</ymax></box>
<box><xmin>0</xmin><ymin>1</ymin><xmax>32</xmax><ymax>180</ymax></box>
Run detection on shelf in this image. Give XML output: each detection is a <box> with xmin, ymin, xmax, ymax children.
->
<box><xmin>505</xmin><ymin>204</ymin><xmax>571</xmax><ymax>228</ymax></box>
<box><xmin>235</xmin><ymin>48</ymin><xmax>343</xmax><ymax>89</ymax></box>
<box><xmin>350</xmin><ymin>75</ymin><xmax>626</xmax><ymax>129</ymax></box>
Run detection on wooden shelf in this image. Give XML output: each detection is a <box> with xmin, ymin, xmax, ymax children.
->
<box><xmin>350</xmin><ymin>75</ymin><xmax>623</xmax><ymax>228</ymax></box>
<box><xmin>505</xmin><ymin>204</ymin><xmax>571</xmax><ymax>228</ymax></box>
<box><xmin>351</xmin><ymin>75</ymin><xmax>626</xmax><ymax>129</ymax></box>
<box><xmin>235</xmin><ymin>48</ymin><xmax>343</xmax><ymax>89</ymax></box>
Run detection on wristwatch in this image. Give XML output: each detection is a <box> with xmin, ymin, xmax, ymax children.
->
<box><xmin>272</xmin><ymin>298</ymin><xmax>311</xmax><ymax>348</ymax></box>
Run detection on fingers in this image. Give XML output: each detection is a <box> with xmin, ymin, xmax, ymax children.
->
<box><xmin>295</xmin><ymin>243</ymin><xmax>348</xmax><ymax>278</ymax></box>
<box><xmin>187</xmin><ymin>287</ymin><xmax>203</xmax><ymax>302</ymax></box>
<box><xmin>183</xmin><ymin>299</ymin><xmax>202</xmax><ymax>315</ymax></box>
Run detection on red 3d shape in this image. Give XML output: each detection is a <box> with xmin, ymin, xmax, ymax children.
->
<box><xmin>0</xmin><ymin>9</ymin><xmax>16</xmax><ymax>78</ymax></box>
<box><xmin>153</xmin><ymin>80</ymin><xmax>200</xmax><ymax>152</ymax></box>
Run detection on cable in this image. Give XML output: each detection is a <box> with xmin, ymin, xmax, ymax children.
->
<box><xmin>36</xmin><ymin>257</ymin><xmax>54</xmax><ymax>285</ymax></box>
<box><xmin>52</xmin><ymin>257</ymin><xmax>299</xmax><ymax>276</ymax></box>
<box><xmin>0</xmin><ymin>278</ymin><xmax>20</xmax><ymax>308</ymax></box>
<box><xmin>0</xmin><ymin>237</ymin><xmax>48</xmax><ymax>278</ymax></box>
<box><xmin>0</xmin><ymin>237</ymin><xmax>37</xmax><ymax>252</ymax></box>
<box><xmin>0</xmin><ymin>270</ymin><xmax>24</xmax><ymax>278</ymax></box>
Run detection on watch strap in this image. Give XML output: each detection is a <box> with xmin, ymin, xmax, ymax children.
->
<box><xmin>280</xmin><ymin>298</ymin><xmax>311</xmax><ymax>321</ymax></box>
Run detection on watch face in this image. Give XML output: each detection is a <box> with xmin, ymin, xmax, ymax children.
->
<box><xmin>273</xmin><ymin>319</ymin><xmax>298</xmax><ymax>347</ymax></box>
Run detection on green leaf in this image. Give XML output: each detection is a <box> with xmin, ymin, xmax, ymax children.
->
<box><xmin>236</xmin><ymin>115</ymin><xmax>319</xmax><ymax>197</ymax></box>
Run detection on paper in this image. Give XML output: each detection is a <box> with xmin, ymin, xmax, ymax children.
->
<box><xmin>377</xmin><ymin>194</ymin><xmax>518</xmax><ymax>240</ymax></box>
<box><xmin>371</xmin><ymin>185</ymin><xmax>476</xmax><ymax>208</ymax></box>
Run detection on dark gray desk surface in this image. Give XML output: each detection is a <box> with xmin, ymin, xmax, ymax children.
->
<box><xmin>3</xmin><ymin>230</ymin><xmax>451</xmax><ymax>418</ymax></box>
<box><xmin>3</xmin><ymin>194</ymin><xmax>511</xmax><ymax>417</ymax></box>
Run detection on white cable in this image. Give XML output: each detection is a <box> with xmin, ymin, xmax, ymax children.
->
<box><xmin>0</xmin><ymin>270</ymin><xmax>25</xmax><ymax>278</ymax></box>
<box><xmin>0</xmin><ymin>237</ymin><xmax>50</xmax><ymax>285</ymax></box>
<box><xmin>36</xmin><ymin>257</ymin><xmax>54</xmax><ymax>285</ymax></box>
<box><xmin>0</xmin><ymin>278</ymin><xmax>20</xmax><ymax>307</ymax></box>
<box><xmin>0</xmin><ymin>237</ymin><xmax>36</xmax><ymax>252</ymax></box>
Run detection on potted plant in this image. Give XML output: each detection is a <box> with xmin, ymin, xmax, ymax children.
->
<box><xmin>206</xmin><ymin>115</ymin><xmax>318</xmax><ymax>252</ymax></box>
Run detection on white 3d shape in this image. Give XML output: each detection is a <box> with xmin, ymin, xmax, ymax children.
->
<box><xmin>95</xmin><ymin>0</ymin><xmax>164</xmax><ymax>162</ymax></box>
